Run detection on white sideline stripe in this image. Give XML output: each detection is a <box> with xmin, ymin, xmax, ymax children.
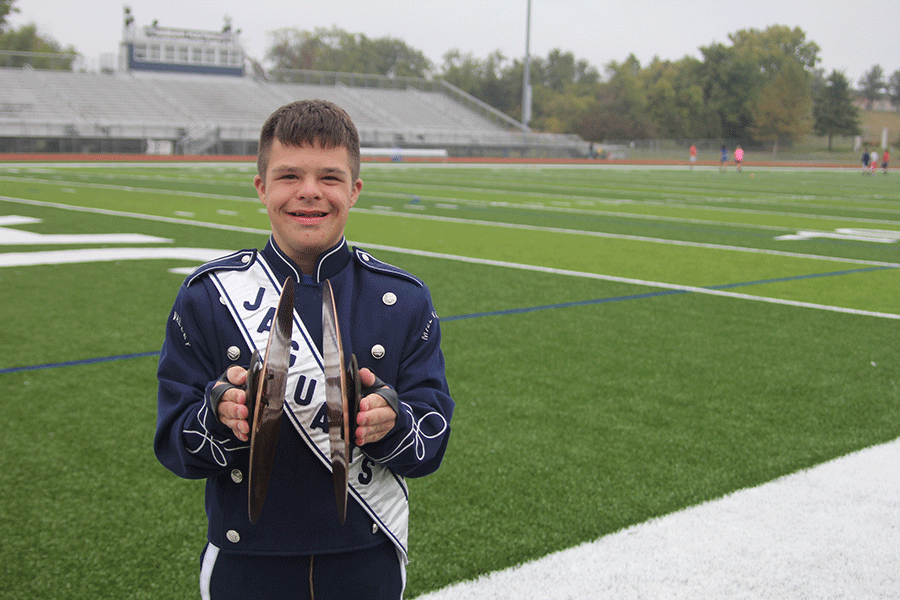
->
<box><xmin>5</xmin><ymin>195</ymin><xmax>900</xmax><ymax>268</ymax></box>
<box><xmin>0</xmin><ymin>224</ymin><xmax>170</xmax><ymax>245</ymax></box>
<box><xmin>0</xmin><ymin>175</ymin><xmax>255</xmax><ymax>203</ymax></box>
<box><xmin>362</xmin><ymin>190</ymin><xmax>900</xmax><ymax>227</ymax></box>
<box><xmin>0</xmin><ymin>215</ymin><xmax>41</xmax><ymax>226</ymax></box>
<box><xmin>360</xmin><ymin>243</ymin><xmax>900</xmax><ymax>321</ymax></box>
<box><xmin>0</xmin><ymin>196</ymin><xmax>271</xmax><ymax>235</ymax></box>
<box><xmin>414</xmin><ymin>437</ymin><xmax>900</xmax><ymax>600</ymax></box>
<box><xmin>0</xmin><ymin>247</ymin><xmax>227</xmax><ymax>267</ymax></box>
<box><xmin>353</xmin><ymin>209</ymin><xmax>900</xmax><ymax>269</ymax></box>
<box><xmin>12</xmin><ymin>172</ymin><xmax>900</xmax><ymax>228</ymax></box>
<box><xmin>2</xmin><ymin>196</ymin><xmax>897</xmax><ymax>319</ymax></box>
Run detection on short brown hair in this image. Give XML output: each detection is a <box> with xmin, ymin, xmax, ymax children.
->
<box><xmin>256</xmin><ymin>99</ymin><xmax>361</xmax><ymax>181</ymax></box>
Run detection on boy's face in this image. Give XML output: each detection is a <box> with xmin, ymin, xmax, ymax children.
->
<box><xmin>254</xmin><ymin>140</ymin><xmax>362</xmax><ymax>274</ymax></box>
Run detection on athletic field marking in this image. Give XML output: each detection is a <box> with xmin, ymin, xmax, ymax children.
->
<box><xmin>0</xmin><ymin>247</ymin><xmax>229</xmax><ymax>267</ymax></box>
<box><xmin>362</xmin><ymin>180</ymin><xmax>900</xmax><ymax>219</ymax></box>
<box><xmin>0</xmin><ymin>174</ymin><xmax>256</xmax><ymax>203</ymax></box>
<box><xmin>415</xmin><ymin>437</ymin><xmax>900</xmax><ymax>599</ymax></box>
<box><xmin>353</xmin><ymin>209</ymin><xmax>900</xmax><ymax>269</ymax></box>
<box><xmin>361</xmin><ymin>190</ymin><xmax>796</xmax><ymax>233</ymax></box>
<box><xmin>0</xmin><ymin>352</ymin><xmax>160</xmax><ymax>375</ymax></box>
<box><xmin>443</xmin><ymin>265</ymin><xmax>895</xmax><ymax>322</ymax></box>
<box><xmin>7</xmin><ymin>194</ymin><xmax>898</xmax><ymax>268</ymax></box>
<box><xmin>2</xmin><ymin>197</ymin><xmax>896</xmax><ymax>322</ymax></box>
<box><xmin>361</xmin><ymin>189</ymin><xmax>900</xmax><ymax>229</ymax></box>
<box><xmin>0</xmin><ymin>196</ymin><xmax>270</xmax><ymax>234</ymax></box>
<box><xmin>360</xmin><ymin>242</ymin><xmax>900</xmax><ymax>321</ymax></box>
<box><xmin>0</xmin><ymin>217</ymin><xmax>171</xmax><ymax>246</ymax></box>
<box><xmin>7</xmin><ymin>171</ymin><xmax>900</xmax><ymax>230</ymax></box>
<box><xmin>775</xmin><ymin>228</ymin><xmax>900</xmax><ymax>243</ymax></box>
<box><xmin>4</xmin><ymin>263</ymin><xmax>894</xmax><ymax>376</ymax></box>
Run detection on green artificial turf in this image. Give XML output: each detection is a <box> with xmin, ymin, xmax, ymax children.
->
<box><xmin>0</xmin><ymin>162</ymin><xmax>897</xmax><ymax>599</ymax></box>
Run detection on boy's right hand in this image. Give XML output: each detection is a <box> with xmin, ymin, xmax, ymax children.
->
<box><xmin>213</xmin><ymin>366</ymin><xmax>251</xmax><ymax>442</ymax></box>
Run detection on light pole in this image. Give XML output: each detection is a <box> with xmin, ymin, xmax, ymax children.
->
<box><xmin>521</xmin><ymin>0</ymin><xmax>532</xmax><ymax>129</ymax></box>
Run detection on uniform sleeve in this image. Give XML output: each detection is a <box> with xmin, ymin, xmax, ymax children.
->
<box><xmin>154</xmin><ymin>280</ymin><xmax>249</xmax><ymax>480</ymax></box>
<box><xmin>360</xmin><ymin>287</ymin><xmax>454</xmax><ymax>478</ymax></box>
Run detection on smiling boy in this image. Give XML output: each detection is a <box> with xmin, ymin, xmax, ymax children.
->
<box><xmin>155</xmin><ymin>100</ymin><xmax>454</xmax><ymax>599</ymax></box>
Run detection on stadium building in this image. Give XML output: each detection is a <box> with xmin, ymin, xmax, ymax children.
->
<box><xmin>0</xmin><ymin>10</ymin><xmax>590</xmax><ymax>158</ymax></box>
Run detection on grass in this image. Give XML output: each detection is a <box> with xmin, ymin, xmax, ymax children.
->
<box><xmin>858</xmin><ymin>107</ymin><xmax>900</xmax><ymax>145</ymax></box>
<box><xmin>0</xmin><ymin>161</ymin><xmax>898</xmax><ymax>599</ymax></box>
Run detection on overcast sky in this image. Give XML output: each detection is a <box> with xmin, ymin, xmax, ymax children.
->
<box><xmin>8</xmin><ymin>0</ymin><xmax>899</xmax><ymax>84</ymax></box>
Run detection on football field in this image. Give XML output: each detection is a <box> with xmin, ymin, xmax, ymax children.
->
<box><xmin>1</xmin><ymin>160</ymin><xmax>898</xmax><ymax>599</ymax></box>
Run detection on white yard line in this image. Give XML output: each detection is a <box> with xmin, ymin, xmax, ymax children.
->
<box><xmin>353</xmin><ymin>209</ymin><xmax>900</xmax><ymax>269</ymax></box>
<box><xmin>414</xmin><ymin>437</ymin><xmax>900</xmax><ymax>600</ymax></box>
<box><xmin>359</xmin><ymin>243</ymin><xmax>900</xmax><ymax>320</ymax></box>
<box><xmin>3</xmin><ymin>196</ymin><xmax>898</xmax><ymax>319</ymax></box>
<box><xmin>0</xmin><ymin>247</ymin><xmax>228</xmax><ymax>267</ymax></box>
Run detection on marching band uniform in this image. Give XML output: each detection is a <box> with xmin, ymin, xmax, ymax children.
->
<box><xmin>155</xmin><ymin>236</ymin><xmax>453</xmax><ymax>598</ymax></box>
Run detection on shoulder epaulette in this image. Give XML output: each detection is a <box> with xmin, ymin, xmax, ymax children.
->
<box><xmin>184</xmin><ymin>249</ymin><xmax>257</xmax><ymax>286</ymax></box>
<box><xmin>353</xmin><ymin>247</ymin><xmax>424</xmax><ymax>287</ymax></box>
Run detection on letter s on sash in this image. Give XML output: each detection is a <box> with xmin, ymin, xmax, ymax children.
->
<box><xmin>358</xmin><ymin>457</ymin><xmax>374</xmax><ymax>485</ymax></box>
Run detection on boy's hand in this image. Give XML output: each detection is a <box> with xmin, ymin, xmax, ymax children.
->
<box><xmin>355</xmin><ymin>368</ymin><xmax>397</xmax><ymax>446</ymax></box>
<box><xmin>214</xmin><ymin>366</ymin><xmax>251</xmax><ymax>442</ymax></box>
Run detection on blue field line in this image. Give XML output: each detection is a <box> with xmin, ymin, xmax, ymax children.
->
<box><xmin>706</xmin><ymin>265</ymin><xmax>894</xmax><ymax>290</ymax></box>
<box><xmin>443</xmin><ymin>288</ymin><xmax>687</xmax><ymax>321</ymax></box>
<box><xmin>444</xmin><ymin>264</ymin><xmax>894</xmax><ymax>322</ymax></box>
<box><xmin>2</xmin><ymin>265</ymin><xmax>893</xmax><ymax>375</ymax></box>
<box><xmin>0</xmin><ymin>351</ymin><xmax>160</xmax><ymax>375</ymax></box>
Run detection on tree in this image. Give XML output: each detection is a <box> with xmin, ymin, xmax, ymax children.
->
<box><xmin>698</xmin><ymin>25</ymin><xmax>819</xmax><ymax>142</ymax></box>
<box><xmin>697</xmin><ymin>42</ymin><xmax>761</xmax><ymax>139</ymax></box>
<box><xmin>366</xmin><ymin>37</ymin><xmax>432</xmax><ymax>78</ymax></box>
<box><xmin>858</xmin><ymin>65</ymin><xmax>885</xmax><ymax>109</ymax></box>
<box><xmin>886</xmin><ymin>69</ymin><xmax>900</xmax><ymax>111</ymax></box>
<box><xmin>440</xmin><ymin>48</ymin><xmax>600</xmax><ymax>127</ymax></box>
<box><xmin>577</xmin><ymin>55</ymin><xmax>652</xmax><ymax>140</ymax></box>
<box><xmin>532</xmin><ymin>49</ymin><xmax>599</xmax><ymax>93</ymax></box>
<box><xmin>1</xmin><ymin>0</ymin><xmax>77</xmax><ymax>69</ymax></box>
<box><xmin>1</xmin><ymin>0</ymin><xmax>19</xmax><ymax>31</ymax></box>
<box><xmin>813</xmin><ymin>70</ymin><xmax>861</xmax><ymax>150</ymax></box>
<box><xmin>440</xmin><ymin>50</ymin><xmax>521</xmax><ymax>118</ymax></box>
<box><xmin>0</xmin><ymin>22</ymin><xmax>77</xmax><ymax>69</ymax></box>
<box><xmin>728</xmin><ymin>25</ymin><xmax>820</xmax><ymax>71</ymax></box>
<box><xmin>266</xmin><ymin>27</ymin><xmax>432</xmax><ymax>78</ymax></box>
<box><xmin>749</xmin><ymin>60</ymin><xmax>812</xmax><ymax>153</ymax></box>
<box><xmin>525</xmin><ymin>49</ymin><xmax>600</xmax><ymax>132</ymax></box>
<box><xmin>641</xmin><ymin>57</ymin><xmax>716</xmax><ymax>138</ymax></box>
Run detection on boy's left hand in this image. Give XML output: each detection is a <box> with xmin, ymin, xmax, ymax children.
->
<box><xmin>355</xmin><ymin>368</ymin><xmax>397</xmax><ymax>446</ymax></box>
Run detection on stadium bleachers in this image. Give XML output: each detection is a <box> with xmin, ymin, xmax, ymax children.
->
<box><xmin>0</xmin><ymin>67</ymin><xmax>84</xmax><ymax>132</ymax></box>
<box><xmin>0</xmin><ymin>67</ymin><xmax>590</xmax><ymax>157</ymax></box>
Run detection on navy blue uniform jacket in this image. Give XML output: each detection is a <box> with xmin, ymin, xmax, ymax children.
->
<box><xmin>155</xmin><ymin>237</ymin><xmax>454</xmax><ymax>556</ymax></box>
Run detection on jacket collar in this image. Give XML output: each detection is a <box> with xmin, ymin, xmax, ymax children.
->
<box><xmin>263</xmin><ymin>236</ymin><xmax>351</xmax><ymax>283</ymax></box>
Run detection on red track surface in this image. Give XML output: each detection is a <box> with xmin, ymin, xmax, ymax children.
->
<box><xmin>0</xmin><ymin>152</ymin><xmax>870</xmax><ymax>169</ymax></box>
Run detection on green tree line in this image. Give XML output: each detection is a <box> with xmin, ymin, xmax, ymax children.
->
<box><xmin>267</xmin><ymin>24</ymin><xmax>900</xmax><ymax>148</ymax></box>
<box><xmin>0</xmin><ymin>0</ymin><xmax>77</xmax><ymax>69</ymax></box>
<box><xmin>3</xmin><ymin>0</ymin><xmax>895</xmax><ymax>148</ymax></box>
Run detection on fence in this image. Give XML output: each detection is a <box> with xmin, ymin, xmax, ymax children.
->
<box><xmin>604</xmin><ymin>134</ymin><xmax>895</xmax><ymax>164</ymax></box>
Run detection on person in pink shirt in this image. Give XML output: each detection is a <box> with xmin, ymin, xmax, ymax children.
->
<box><xmin>734</xmin><ymin>146</ymin><xmax>744</xmax><ymax>172</ymax></box>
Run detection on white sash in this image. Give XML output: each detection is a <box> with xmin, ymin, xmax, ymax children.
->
<box><xmin>209</xmin><ymin>257</ymin><xmax>409</xmax><ymax>563</ymax></box>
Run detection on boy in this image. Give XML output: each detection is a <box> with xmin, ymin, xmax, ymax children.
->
<box><xmin>155</xmin><ymin>100</ymin><xmax>454</xmax><ymax>599</ymax></box>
